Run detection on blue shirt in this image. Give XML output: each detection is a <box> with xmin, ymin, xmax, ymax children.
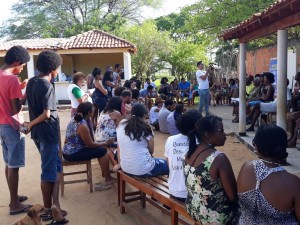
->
<box><xmin>179</xmin><ymin>82</ymin><xmax>190</xmax><ymax>91</ymax></box>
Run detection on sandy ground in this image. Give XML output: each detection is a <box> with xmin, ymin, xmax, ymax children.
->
<box><xmin>0</xmin><ymin>110</ymin><xmax>257</xmax><ymax>225</ymax></box>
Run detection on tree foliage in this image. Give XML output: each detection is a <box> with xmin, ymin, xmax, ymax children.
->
<box><xmin>160</xmin><ymin>39</ymin><xmax>207</xmax><ymax>78</ymax></box>
<box><xmin>115</xmin><ymin>20</ymin><xmax>173</xmax><ymax>78</ymax></box>
<box><xmin>1</xmin><ymin>0</ymin><xmax>162</xmax><ymax>39</ymax></box>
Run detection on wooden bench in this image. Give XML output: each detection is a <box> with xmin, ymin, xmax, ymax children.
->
<box><xmin>117</xmin><ymin>170</ymin><xmax>202</xmax><ymax>225</ymax></box>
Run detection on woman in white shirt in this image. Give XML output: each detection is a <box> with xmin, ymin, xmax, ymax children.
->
<box><xmin>117</xmin><ymin>103</ymin><xmax>169</xmax><ymax>176</ymax></box>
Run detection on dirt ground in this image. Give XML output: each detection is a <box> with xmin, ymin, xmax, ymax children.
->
<box><xmin>0</xmin><ymin>110</ymin><xmax>257</xmax><ymax>225</ymax></box>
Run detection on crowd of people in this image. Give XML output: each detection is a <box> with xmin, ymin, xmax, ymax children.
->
<box><xmin>1</xmin><ymin>46</ymin><xmax>300</xmax><ymax>225</ymax></box>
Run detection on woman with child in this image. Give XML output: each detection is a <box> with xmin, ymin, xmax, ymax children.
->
<box><xmin>184</xmin><ymin>115</ymin><xmax>239</xmax><ymax>224</ymax></box>
<box><xmin>117</xmin><ymin>103</ymin><xmax>169</xmax><ymax>177</ymax></box>
<box><xmin>63</xmin><ymin>102</ymin><xmax>116</xmax><ymax>191</ymax></box>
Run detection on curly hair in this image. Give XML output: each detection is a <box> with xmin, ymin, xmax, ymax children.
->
<box><xmin>263</xmin><ymin>72</ymin><xmax>275</xmax><ymax>84</ymax></box>
<box><xmin>103</xmin><ymin>96</ymin><xmax>122</xmax><ymax>113</ymax></box>
<box><xmin>176</xmin><ymin>110</ymin><xmax>202</xmax><ymax>136</ymax></box>
<box><xmin>124</xmin><ymin>103</ymin><xmax>153</xmax><ymax>141</ymax></box>
<box><xmin>4</xmin><ymin>46</ymin><xmax>30</xmax><ymax>65</ymax></box>
<box><xmin>36</xmin><ymin>50</ymin><xmax>62</xmax><ymax>75</ymax></box>
<box><xmin>187</xmin><ymin>115</ymin><xmax>222</xmax><ymax>158</ymax></box>
<box><xmin>72</xmin><ymin>72</ymin><xmax>85</xmax><ymax>84</ymax></box>
<box><xmin>253</xmin><ymin>124</ymin><xmax>288</xmax><ymax>161</ymax></box>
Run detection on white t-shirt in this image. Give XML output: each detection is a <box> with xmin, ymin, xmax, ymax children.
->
<box><xmin>167</xmin><ymin>112</ymin><xmax>179</xmax><ymax>135</ymax></box>
<box><xmin>67</xmin><ymin>84</ymin><xmax>92</xmax><ymax>108</ymax></box>
<box><xmin>158</xmin><ymin>106</ymin><xmax>170</xmax><ymax>133</ymax></box>
<box><xmin>164</xmin><ymin>134</ymin><xmax>189</xmax><ymax>198</ymax></box>
<box><xmin>149</xmin><ymin>106</ymin><xmax>159</xmax><ymax>124</ymax></box>
<box><xmin>196</xmin><ymin>70</ymin><xmax>209</xmax><ymax>90</ymax></box>
<box><xmin>117</xmin><ymin>120</ymin><xmax>155</xmax><ymax>175</ymax></box>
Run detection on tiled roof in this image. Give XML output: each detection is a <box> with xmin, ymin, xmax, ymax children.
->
<box><xmin>221</xmin><ymin>0</ymin><xmax>300</xmax><ymax>41</ymax></box>
<box><xmin>54</xmin><ymin>30</ymin><xmax>137</xmax><ymax>52</ymax></box>
<box><xmin>0</xmin><ymin>38</ymin><xmax>64</xmax><ymax>51</ymax></box>
<box><xmin>0</xmin><ymin>30</ymin><xmax>137</xmax><ymax>52</ymax></box>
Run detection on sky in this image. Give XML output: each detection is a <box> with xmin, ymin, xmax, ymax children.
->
<box><xmin>0</xmin><ymin>0</ymin><xmax>198</xmax><ymax>24</ymax></box>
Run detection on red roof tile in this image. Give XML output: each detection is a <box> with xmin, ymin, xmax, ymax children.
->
<box><xmin>0</xmin><ymin>30</ymin><xmax>137</xmax><ymax>52</ymax></box>
<box><xmin>220</xmin><ymin>0</ymin><xmax>300</xmax><ymax>41</ymax></box>
<box><xmin>0</xmin><ymin>38</ymin><xmax>64</xmax><ymax>51</ymax></box>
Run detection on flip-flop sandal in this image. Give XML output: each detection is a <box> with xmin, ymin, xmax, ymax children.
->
<box><xmin>41</xmin><ymin>209</ymin><xmax>68</xmax><ymax>221</ymax></box>
<box><xmin>46</xmin><ymin>218</ymin><xmax>69</xmax><ymax>225</ymax></box>
<box><xmin>9</xmin><ymin>204</ymin><xmax>32</xmax><ymax>215</ymax></box>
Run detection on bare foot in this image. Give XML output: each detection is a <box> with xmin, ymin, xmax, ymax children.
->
<box><xmin>51</xmin><ymin>205</ymin><xmax>69</xmax><ymax>223</ymax></box>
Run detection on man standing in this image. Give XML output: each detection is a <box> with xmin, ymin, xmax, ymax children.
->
<box><xmin>26</xmin><ymin>50</ymin><xmax>68</xmax><ymax>223</ymax></box>
<box><xmin>196</xmin><ymin>61</ymin><xmax>212</xmax><ymax>116</ymax></box>
<box><xmin>0</xmin><ymin>46</ymin><xmax>31</xmax><ymax>215</ymax></box>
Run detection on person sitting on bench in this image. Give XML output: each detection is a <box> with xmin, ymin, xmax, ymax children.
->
<box><xmin>184</xmin><ymin>116</ymin><xmax>239</xmax><ymax>224</ymax></box>
<box><xmin>164</xmin><ymin>110</ymin><xmax>202</xmax><ymax>202</ymax></box>
<box><xmin>117</xmin><ymin>103</ymin><xmax>169</xmax><ymax>177</ymax></box>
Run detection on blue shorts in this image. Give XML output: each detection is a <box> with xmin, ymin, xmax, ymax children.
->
<box><xmin>249</xmin><ymin>100</ymin><xmax>261</xmax><ymax>107</ymax></box>
<box><xmin>33</xmin><ymin>140</ymin><xmax>62</xmax><ymax>182</ymax></box>
<box><xmin>0</xmin><ymin>124</ymin><xmax>25</xmax><ymax>168</ymax></box>
<box><xmin>144</xmin><ymin>158</ymin><xmax>169</xmax><ymax>177</ymax></box>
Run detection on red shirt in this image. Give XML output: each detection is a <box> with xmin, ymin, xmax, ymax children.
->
<box><xmin>0</xmin><ymin>70</ymin><xmax>24</xmax><ymax>128</ymax></box>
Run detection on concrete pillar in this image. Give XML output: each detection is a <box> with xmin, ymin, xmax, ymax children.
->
<box><xmin>27</xmin><ymin>54</ymin><xmax>34</xmax><ymax>79</ymax></box>
<box><xmin>123</xmin><ymin>52</ymin><xmax>132</xmax><ymax>80</ymax></box>
<box><xmin>276</xmin><ymin>29</ymin><xmax>288</xmax><ymax>130</ymax></box>
<box><xmin>239</xmin><ymin>43</ymin><xmax>246</xmax><ymax>136</ymax></box>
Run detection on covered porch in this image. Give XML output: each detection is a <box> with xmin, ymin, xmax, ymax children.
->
<box><xmin>221</xmin><ymin>0</ymin><xmax>300</xmax><ymax>133</ymax></box>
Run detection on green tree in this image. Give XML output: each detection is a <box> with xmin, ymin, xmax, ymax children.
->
<box><xmin>1</xmin><ymin>0</ymin><xmax>162</xmax><ymax>39</ymax></box>
<box><xmin>160</xmin><ymin>39</ymin><xmax>207</xmax><ymax>78</ymax></box>
<box><xmin>115</xmin><ymin>20</ymin><xmax>173</xmax><ymax>78</ymax></box>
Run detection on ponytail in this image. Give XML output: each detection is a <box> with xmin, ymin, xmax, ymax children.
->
<box><xmin>187</xmin><ymin>129</ymin><xmax>198</xmax><ymax>158</ymax></box>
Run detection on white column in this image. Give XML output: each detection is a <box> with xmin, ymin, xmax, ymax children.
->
<box><xmin>27</xmin><ymin>54</ymin><xmax>34</xmax><ymax>79</ymax></box>
<box><xmin>277</xmin><ymin>30</ymin><xmax>288</xmax><ymax>129</ymax></box>
<box><xmin>123</xmin><ymin>52</ymin><xmax>132</xmax><ymax>80</ymax></box>
<box><xmin>239</xmin><ymin>43</ymin><xmax>246</xmax><ymax>136</ymax></box>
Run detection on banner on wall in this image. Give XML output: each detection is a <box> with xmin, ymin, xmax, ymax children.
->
<box><xmin>269</xmin><ymin>58</ymin><xmax>277</xmax><ymax>93</ymax></box>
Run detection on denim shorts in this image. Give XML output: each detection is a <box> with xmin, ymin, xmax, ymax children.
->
<box><xmin>0</xmin><ymin>124</ymin><xmax>25</xmax><ymax>168</ymax></box>
<box><xmin>144</xmin><ymin>158</ymin><xmax>169</xmax><ymax>177</ymax></box>
<box><xmin>33</xmin><ymin>139</ymin><xmax>62</xmax><ymax>182</ymax></box>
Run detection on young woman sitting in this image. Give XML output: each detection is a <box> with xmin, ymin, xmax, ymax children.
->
<box><xmin>184</xmin><ymin>116</ymin><xmax>239</xmax><ymax>224</ymax></box>
<box><xmin>238</xmin><ymin>124</ymin><xmax>300</xmax><ymax>224</ymax></box>
<box><xmin>63</xmin><ymin>102</ymin><xmax>116</xmax><ymax>190</ymax></box>
<box><xmin>96</xmin><ymin>96</ymin><xmax>123</xmax><ymax>170</ymax></box>
<box><xmin>117</xmin><ymin>103</ymin><xmax>169</xmax><ymax>177</ymax></box>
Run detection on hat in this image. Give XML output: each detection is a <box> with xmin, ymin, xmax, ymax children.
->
<box><xmin>155</xmin><ymin>97</ymin><xmax>164</xmax><ymax>105</ymax></box>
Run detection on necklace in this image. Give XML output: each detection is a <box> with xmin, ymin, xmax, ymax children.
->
<box><xmin>260</xmin><ymin>158</ymin><xmax>280</xmax><ymax>167</ymax></box>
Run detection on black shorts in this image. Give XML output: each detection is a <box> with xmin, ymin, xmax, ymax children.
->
<box><xmin>63</xmin><ymin>147</ymin><xmax>107</xmax><ymax>161</ymax></box>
